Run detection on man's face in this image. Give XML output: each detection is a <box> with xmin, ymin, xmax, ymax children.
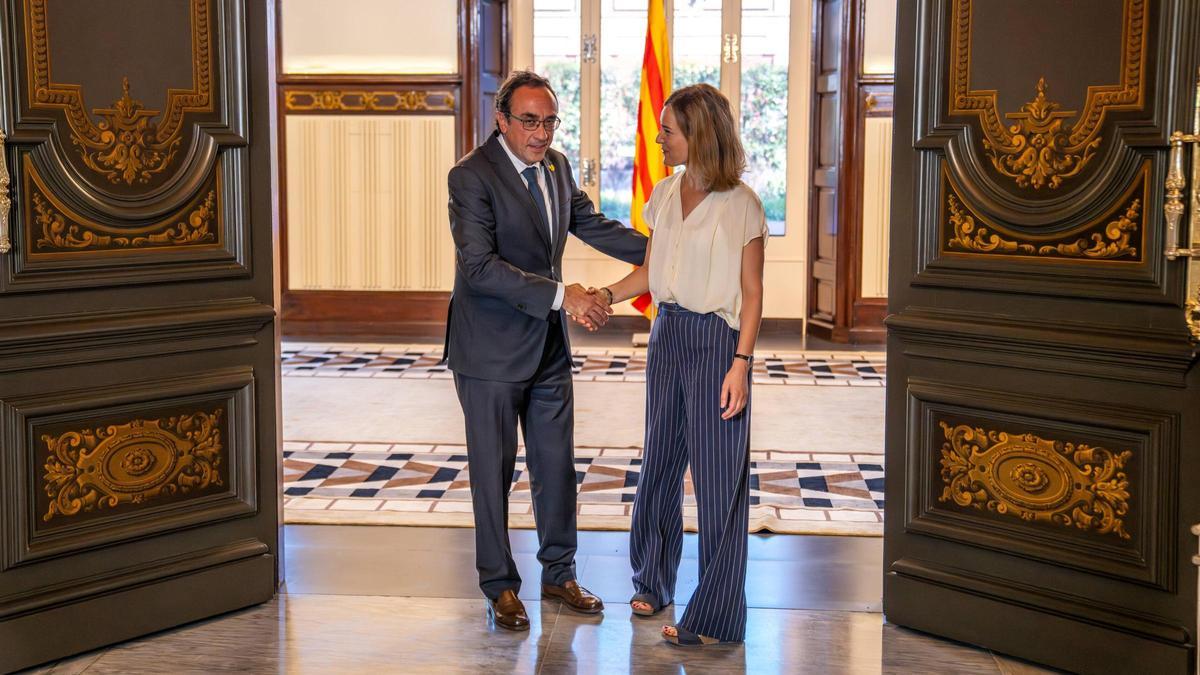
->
<box><xmin>496</xmin><ymin>85</ymin><xmax>558</xmax><ymax>165</ymax></box>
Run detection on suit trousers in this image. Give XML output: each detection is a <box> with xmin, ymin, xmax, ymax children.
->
<box><xmin>630</xmin><ymin>303</ymin><xmax>751</xmax><ymax>642</ymax></box>
<box><xmin>453</xmin><ymin>321</ymin><xmax>578</xmax><ymax>600</ymax></box>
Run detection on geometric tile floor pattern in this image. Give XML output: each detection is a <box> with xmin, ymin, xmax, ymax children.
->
<box><xmin>281</xmin><ymin>344</ymin><xmax>886</xmax><ymax>387</ymax></box>
<box><xmin>283</xmin><ymin>441</ymin><xmax>884</xmax><ymax>536</ymax></box>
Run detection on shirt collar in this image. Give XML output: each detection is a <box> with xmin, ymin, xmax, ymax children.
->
<box><xmin>497</xmin><ymin>134</ymin><xmax>542</xmax><ymax>175</ymax></box>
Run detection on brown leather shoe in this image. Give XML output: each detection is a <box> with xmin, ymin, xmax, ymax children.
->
<box><xmin>489</xmin><ymin>589</ymin><xmax>530</xmax><ymax>631</ymax></box>
<box><xmin>542</xmin><ymin>580</ymin><xmax>604</xmax><ymax>614</ymax></box>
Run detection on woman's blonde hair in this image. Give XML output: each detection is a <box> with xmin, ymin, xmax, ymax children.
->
<box><xmin>664</xmin><ymin>83</ymin><xmax>746</xmax><ymax>192</ymax></box>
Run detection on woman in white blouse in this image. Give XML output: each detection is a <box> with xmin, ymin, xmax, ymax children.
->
<box><xmin>592</xmin><ymin>83</ymin><xmax>765</xmax><ymax>646</ymax></box>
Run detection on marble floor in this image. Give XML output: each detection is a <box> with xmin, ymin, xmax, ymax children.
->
<box><xmin>17</xmin><ymin>333</ymin><xmax>1056</xmax><ymax>673</ymax></box>
<box><xmin>24</xmin><ymin>527</ymin><xmax>1060</xmax><ymax>674</ymax></box>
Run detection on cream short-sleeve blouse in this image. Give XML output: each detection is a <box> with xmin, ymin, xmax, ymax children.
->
<box><xmin>644</xmin><ymin>171</ymin><xmax>768</xmax><ymax>331</ymax></box>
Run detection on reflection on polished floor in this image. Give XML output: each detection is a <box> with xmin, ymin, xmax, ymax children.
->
<box><xmin>26</xmin><ymin>526</ymin><xmax>1059</xmax><ymax>674</ymax></box>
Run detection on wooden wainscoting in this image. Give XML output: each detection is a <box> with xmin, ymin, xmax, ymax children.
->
<box><xmin>275</xmin><ymin>0</ymin><xmax>508</xmax><ymax>338</ymax></box>
<box><xmin>282</xmin><ymin>291</ymin><xmax>450</xmax><ymax>339</ymax></box>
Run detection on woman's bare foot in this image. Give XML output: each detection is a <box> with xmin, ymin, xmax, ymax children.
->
<box><xmin>632</xmin><ymin>600</ymin><xmax>653</xmax><ymax>613</ymax></box>
<box><xmin>662</xmin><ymin>625</ymin><xmax>677</xmax><ymax>638</ymax></box>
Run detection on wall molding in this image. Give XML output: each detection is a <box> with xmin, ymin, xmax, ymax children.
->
<box><xmin>0</xmin><ymin>299</ymin><xmax>274</xmax><ymax>375</ymax></box>
<box><xmin>887</xmin><ymin>307</ymin><xmax>1198</xmax><ymax>386</ymax></box>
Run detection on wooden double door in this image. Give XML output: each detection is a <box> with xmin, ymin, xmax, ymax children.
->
<box><xmin>0</xmin><ymin>1</ymin><xmax>279</xmax><ymax>671</ymax></box>
<box><xmin>886</xmin><ymin>0</ymin><xmax>1200</xmax><ymax>672</ymax></box>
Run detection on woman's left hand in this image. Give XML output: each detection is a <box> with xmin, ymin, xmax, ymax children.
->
<box><xmin>720</xmin><ymin>360</ymin><xmax>750</xmax><ymax>420</ymax></box>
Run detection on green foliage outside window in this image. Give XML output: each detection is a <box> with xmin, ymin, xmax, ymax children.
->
<box><xmin>540</xmin><ymin>61</ymin><xmax>788</xmax><ymax>225</ymax></box>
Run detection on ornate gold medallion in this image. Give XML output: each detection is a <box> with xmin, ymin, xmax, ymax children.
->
<box><xmin>938</xmin><ymin>421</ymin><xmax>1132</xmax><ymax>540</ymax></box>
<box><xmin>42</xmin><ymin>411</ymin><xmax>225</xmax><ymax>522</ymax></box>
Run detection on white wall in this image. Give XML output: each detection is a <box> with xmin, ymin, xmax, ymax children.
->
<box><xmin>282</xmin><ymin>0</ymin><xmax>459</xmax><ymax>74</ymax></box>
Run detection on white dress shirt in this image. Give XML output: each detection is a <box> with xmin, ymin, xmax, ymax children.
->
<box><xmin>643</xmin><ymin>171</ymin><xmax>767</xmax><ymax>330</ymax></box>
<box><xmin>498</xmin><ymin>135</ymin><xmax>564</xmax><ymax>311</ymax></box>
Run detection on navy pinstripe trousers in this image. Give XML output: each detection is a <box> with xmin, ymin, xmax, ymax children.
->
<box><xmin>630</xmin><ymin>302</ymin><xmax>751</xmax><ymax>642</ymax></box>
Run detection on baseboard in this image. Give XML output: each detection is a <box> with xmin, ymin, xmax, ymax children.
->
<box><xmin>1</xmin><ymin>554</ymin><xmax>275</xmax><ymax>673</ymax></box>
<box><xmin>884</xmin><ymin>563</ymin><xmax>1192</xmax><ymax>674</ymax></box>
<box><xmin>282</xmin><ymin>290</ymin><xmax>449</xmax><ymax>339</ymax></box>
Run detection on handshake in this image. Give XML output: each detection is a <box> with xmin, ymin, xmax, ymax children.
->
<box><xmin>562</xmin><ymin>283</ymin><xmax>614</xmax><ymax>332</ymax></box>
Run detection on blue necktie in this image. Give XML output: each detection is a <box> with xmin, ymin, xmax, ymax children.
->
<box><xmin>521</xmin><ymin>166</ymin><xmax>551</xmax><ymax>240</ymax></box>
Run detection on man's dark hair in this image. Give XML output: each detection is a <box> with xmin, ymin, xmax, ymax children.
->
<box><xmin>494</xmin><ymin>70</ymin><xmax>557</xmax><ymax>129</ymax></box>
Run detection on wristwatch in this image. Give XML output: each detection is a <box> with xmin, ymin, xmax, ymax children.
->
<box><xmin>733</xmin><ymin>353</ymin><xmax>753</xmax><ymax>364</ymax></box>
<box><xmin>599</xmin><ymin>287</ymin><xmax>614</xmax><ymax>305</ymax></box>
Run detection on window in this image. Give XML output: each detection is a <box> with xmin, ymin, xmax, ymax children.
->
<box><xmin>533</xmin><ymin>0</ymin><xmax>582</xmax><ymax>171</ymax></box>
<box><xmin>740</xmin><ymin>0</ymin><xmax>790</xmax><ymax>235</ymax></box>
<box><xmin>533</xmin><ymin>0</ymin><xmax>793</xmax><ymax>234</ymax></box>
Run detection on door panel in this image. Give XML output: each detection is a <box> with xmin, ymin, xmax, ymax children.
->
<box><xmin>7</xmin><ymin>0</ymin><xmax>251</xmax><ymax>290</ymax></box>
<box><xmin>4</xmin><ymin>368</ymin><xmax>257</xmax><ymax>568</ymax></box>
<box><xmin>886</xmin><ymin>1</ymin><xmax>1199</xmax><ymax>672</ymax></box>
<box><xmin>915</xmin><ymin>0</ymin><xmax>1169</xmax><ymax>301</ymax></box>
<box><xmin>0</xmin><ymin>1</ymin><xmax>279</xmax><ymax>671</ymax></box>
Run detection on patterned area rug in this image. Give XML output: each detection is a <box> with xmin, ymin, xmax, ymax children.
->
<box><xmin>283</xmin><ymin>441</ymin><xmax>884</xmax><ymax>536</ymax></box>
<box><xmin>281</xmin><ymin>345</ymin><xmax>886</xmax><ymax>387</ymax></box>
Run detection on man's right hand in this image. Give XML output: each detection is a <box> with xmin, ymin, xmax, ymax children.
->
<box><xmin>562</xmin><ymin>283</ymin><xmax>612</xmax><ymax>331</ymax></box>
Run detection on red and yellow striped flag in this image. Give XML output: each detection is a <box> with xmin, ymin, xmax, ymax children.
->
<box><xmin>630</xmin><ymin>0</ymin><xmax>672</xmax><ymax>319</ymax></box>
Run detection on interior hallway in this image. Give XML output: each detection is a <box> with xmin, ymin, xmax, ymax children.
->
<box><xmin>24</xmin><ymin>526</ymin><xmax>1059</xmax><ymax>674</ymax></box>
<box><xmin>18</xmin><ymin>333</ymin><xmax>1057</xmax><ymax>673</ymax></box>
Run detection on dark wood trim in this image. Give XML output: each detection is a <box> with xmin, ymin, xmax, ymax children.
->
<box><xmin>834</xmin><ymin>0</ymin><xmax>865</xmax><ymax>344</ymax></box>
<box><xmin>807</xmin><ymin>0</ymin><xmax>893</xmax><ymax>344</ymax></box>
<box><xmin>282</xmin><ymin>291</ymin><xmax>451</xmax><ymax>338</ymax></box>
<box><xmin>459</xmin><ymin>0</ymin><xmax>476</xmax><ymax>154</ymax></box>
<box><xmin>806</xmin><ymin>0</ymin><xmax>834</xmax><ymax>328</ymax></box>
<box><xmin>759</xmin><ymin>318</ymin><xmax>806</xmax><ymax>336</ymax></box>
<box><xmin>273</xmin><ymin>0</ymin><xmax>288</xmax><ymax>302</ymax></box>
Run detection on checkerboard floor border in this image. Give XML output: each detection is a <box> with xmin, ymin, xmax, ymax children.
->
<box><xmin>281</xmin><ymin>342</ymin><xmax>886</xmax><ymax>387</ymax></box>
<box><xmin>282</xmin><ymin>440</ymin><xmax>884</xmax><ymax>536</ymax></box>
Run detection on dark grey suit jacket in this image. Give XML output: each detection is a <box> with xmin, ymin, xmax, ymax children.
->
<box><xmin>445</xmin><ymin>131</ymin><xmax>648</xmax><ymax>382</ymax></box>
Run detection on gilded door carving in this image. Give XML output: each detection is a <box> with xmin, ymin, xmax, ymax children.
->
<box><xmin>886</xmin><ymin>1</ymin><xmax>1200</xmax><ymax>672</ymax></box>
<box><xmin>0</xmin><ymin>2</ymin><xmax>278</xmax><ymax>671</ymax></box>
<box><xmin>4</xmin><ymin>0</ymin><xmax>249</xmax><ymax>289</ymax></box>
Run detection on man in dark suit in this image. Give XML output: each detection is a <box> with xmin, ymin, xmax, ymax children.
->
<box><xmin>446</xmin><ymin>71</ymin><xmax>648</xmax><ymax>631</ymax></box>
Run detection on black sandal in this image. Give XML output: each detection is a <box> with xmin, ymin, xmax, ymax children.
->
<box><xmin>629</xmin><ymin>593</ymin><xmax>666</xmax><ymax>616</ymax></box>
<box><xmin>662</xmin><ymin>625</ymin><xmax>732</xmax><ymax>647</ymax></box>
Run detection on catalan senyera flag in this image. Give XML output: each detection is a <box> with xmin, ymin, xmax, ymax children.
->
<box><xmin>630</xmin><ymin>0</ymin><xmax>672</xmax><ymax>319</ymax></box>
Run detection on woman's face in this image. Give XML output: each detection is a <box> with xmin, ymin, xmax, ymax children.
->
<box><xmin>657</xmin><ymin>105</ymin><xmax>688</xmax><ymax>167</ymax></box>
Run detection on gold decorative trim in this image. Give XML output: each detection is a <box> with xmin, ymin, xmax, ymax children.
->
<box><xmin>983</xmin><ymin>79</ymin><xmax>1100</xmax><ymax>190</ymax></box>
<box><xmin>950</xmin><ymin>0</ymin><xmax>1146</xmax><ymax>189</ymax></box>
<box><xmin>42</xmin><ymin>409</ymin><xmax>225</xmax><ymax>522</ymax></box>
<box><xmin>24</xmin><ymin>0</ymin><xmax>214</xmax><ymax>185</ymax></box>
<box><xmin>938</xmin><ymin>421</ymin><xmax>1132</xmax><ymax>540</ymax></box>
<box><xmin>1188</xmin><ymin>284</ymin><xmax>1200</xmax><ymax>341</ymax></box>
<box><xmin>942</xmin><ymin>161</ymin><xmax>1148</xmax><ymax>261</ymax></box>
<box><xmin>23</xmin><ymin>155</ymin><xmax>221</xmax><ymax>254</ymax></box>
<box><xmin>1036</xmin><ymin>198</ymin><xmax>1139</xmax><ymax>258</ymax></box>
<box><xmin>946</xmin><ymin>194</ymin><xmax>1034</xmax><ymax>254</ymax></box>
<box><xmin>283</xmin><ymin>89</ymin><xmax>457</xmax><ymax>113</ymax></box>
<box><xmin>76</xmin><ymin>77</ymin><xmax>183</xmax><ymax>185</ymax></box>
